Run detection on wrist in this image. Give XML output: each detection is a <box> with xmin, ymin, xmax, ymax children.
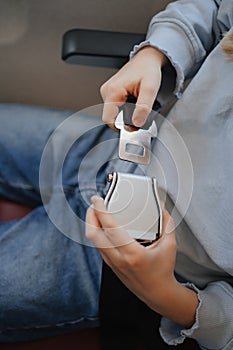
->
<box><xmin>148</xmin><ymin>276</ymin><xmax>199</xmax><ymax>328</ymax></box>
<box><xmin>136</xmin><ymin>45</ymin><xmax>168</xmax><ymax>68</ymax></box>
<box><xmin>169</xmin><ymin>278</ymin><xmax>199</xmax><ymax>328</ymax></box>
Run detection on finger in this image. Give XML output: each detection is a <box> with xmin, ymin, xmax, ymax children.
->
<box><xmin>101</xmin><ymin>83</ymin><xmax>128</xmax><ymax>130</ymax></box>
<box><xmin>91</xmin><ymin>195</ymin><xmax>118</xmax><ymax>229</ymax></box>
<box><xmin>101</xmin><ymin>102</ymin><xmax>121</xmax><ymax>131</ymax></box>
<box><xmin>146</xmin><ymin>208</ymin><xmax>175</xmax><ymax>251</ymax></box>
<box><xmin>91</xmin><ymin>195</ymin><xmax>136</xmax><ymax>248</ymax></box>
<box><xmin>85</xmin><ymin>205</ymin><xmax>113</xmax><ymax>248</ymax></box>
<box><xmin>132</xmin><ymin>79</ymin><xmax>159</xmax><ymax>127</ymax></box>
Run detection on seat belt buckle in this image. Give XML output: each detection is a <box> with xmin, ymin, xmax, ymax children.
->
<box><xmin>104</xmin><ymin>172</ymin><xmax>162</xmax><ymax>245</ymax></box>
<box><xmin>115</xmin><ymin>110</ymin><xmax>157</xmax><ymax>164</ymax></box>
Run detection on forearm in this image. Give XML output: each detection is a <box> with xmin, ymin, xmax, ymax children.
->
<box><xmin>130</xmin><ymin>0</ymin><xmax>220</xmax><ymax>100</ymax></box>
<box><xmin>146</xmin><ymin>0</ymin><xmax>219</xmax><ymax>77</ymax></box>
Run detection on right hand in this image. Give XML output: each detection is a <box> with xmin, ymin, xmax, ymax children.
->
<box><xmin>86</xmin><ymin>196</ymin><xmax>198</xmax><ymax>329</ymax></box>
<box><xmin>100</xmin><ymin>46</ymin><xmax>167</xmax><ymax>130</ymax></box>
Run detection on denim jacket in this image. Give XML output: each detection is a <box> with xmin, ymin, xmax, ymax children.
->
<box><xmin>131</xmin><ymin>1</ymin><xmax>233</xmax><ymax>349</ymax></box>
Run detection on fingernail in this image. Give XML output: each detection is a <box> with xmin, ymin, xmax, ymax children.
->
<box><xmin>133</xmin><ymin>116</ymin><xmax>145</xmax><ymax>127</ymax></box>
<box><xmin>91</xmin><ymin>195</ymin><xmax>104</xmax><ymax>205</ymax></box>
<box><xmin>91</xmin><ymin>195</ymin><xmax>99</xmax><ymax>204</ymax></box>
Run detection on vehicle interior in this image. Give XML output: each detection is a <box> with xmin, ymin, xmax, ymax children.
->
<box><xmin>0</xmin><ymin>0</ymin><xmax>173</xmax><ymax>111</ymax></box>
<box><xmin>0</xmin><ymin>0</ymin><xmax>199</xmax><ymax>349</ymax></box>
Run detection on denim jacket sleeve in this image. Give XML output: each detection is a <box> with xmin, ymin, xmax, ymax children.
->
<box><xmin>160</xmin><ymin>281</ymin><xmax>233</xmax><ymax>350</ymax></box>
<box><xmin>130</xmin><ymin>1</ymin><xmax>233</xmax><ymax>349</ymax></box>
<box><xmin>130</xmin><ymin>0</ymin><xmax>222</xmax><ymax>99</ymax></box>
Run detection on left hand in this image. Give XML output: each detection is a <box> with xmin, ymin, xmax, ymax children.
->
<box><xmin>85</xmin><ymin>195</ymin><xmax>177</xmax><ymax>309</ymax></box>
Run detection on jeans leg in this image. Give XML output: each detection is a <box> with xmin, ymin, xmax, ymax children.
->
<box><xmin>0</xmin><ymin>103</ymin><xmax>72</xmax><ymax>206</ymax></box>
<box><xmin>0</xmin><ymin>202</ymin><xmax>102</xmax><ymax>342</ymax></box>
<box><xmin>0</xmin><ymin>104</ymin><xmax>120</xmax><ymax>342</ymax></box>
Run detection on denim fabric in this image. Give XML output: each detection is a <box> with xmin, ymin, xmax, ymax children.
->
<box><xmin>0</xmin><ymin>103</ymin><xmax>120</xmax><ymax>342</ymax></box>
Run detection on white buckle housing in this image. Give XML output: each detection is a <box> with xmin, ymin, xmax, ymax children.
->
<box><xmin>104</xmin><ymin>172</ymin><xmax>162</xmax><ymax>244</ymax></box>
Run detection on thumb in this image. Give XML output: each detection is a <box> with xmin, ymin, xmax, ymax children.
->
<box><xmin>163</xmin><ymin>209</ymin><xmax>175</xmax><ymax>235</ymax></box>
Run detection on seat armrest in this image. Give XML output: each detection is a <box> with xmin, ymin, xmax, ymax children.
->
<box><xmin>62</xmin><ymin>29</ymin><xmax>145</xmax><ymax>68</ymax></box>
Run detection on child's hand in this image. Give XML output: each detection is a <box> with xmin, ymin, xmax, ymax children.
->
<box><xmin>100</xmin><ymin>46</ymin><xmax>167</xmax><ymax>130</ymax></box>
<box><xmin>85</xmin><ymin>195</ymin><xmax>198</xmax><ymax>328</ymax></box>
<box><xmin>85</xmin><ymin>195</ymin><xmax>176</xmax><ymax>308</ymax></box>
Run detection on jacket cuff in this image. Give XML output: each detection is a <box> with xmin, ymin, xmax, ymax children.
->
<box><xmin>159</xmin><ymin>282</ymin><xmax>233</xmax><ymax>350</ymax></box>
<box><xmin>159</xmin><ymin>283</ymin><xmax>200</xmax><ymax>346</ymax></box>
<box><xmin>130</xmin><ymin>20</ymin><xmax>206</xmax><ymax>104</ymax></box>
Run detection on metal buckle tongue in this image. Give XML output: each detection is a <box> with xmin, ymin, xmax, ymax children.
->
<box><xmin>115</xmin><ymin>110</ymin><xmax>157</xmax><ymax>164</ymax></box>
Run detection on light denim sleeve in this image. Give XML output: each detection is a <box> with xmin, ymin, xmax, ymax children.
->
<box><xmin>130</xmin><ymin>1</ymin><xmax>233</xmax><ymax>349</ymax></box>
<box><xmin>160</xmin><ymin>281</ymin><xmax>233</xmax><ymax>350</ymax></box>
<box><xmin>130</xmin><ymin>0</ymin><xmax>221</xmax><ymax>99</ymax></box>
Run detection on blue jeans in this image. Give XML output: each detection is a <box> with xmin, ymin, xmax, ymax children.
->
<box><xmin>0</xmin><ymin>103</ymin><xmax>127</xmax><ymax>342</ymax></box>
